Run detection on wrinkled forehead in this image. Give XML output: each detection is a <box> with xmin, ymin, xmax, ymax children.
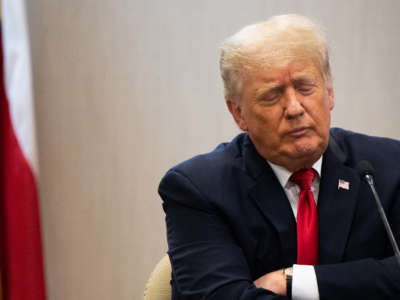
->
<box><xmin>241</xmin><ymin>52</ymin><xmax>325</xmax><ymax>84</ymax></box>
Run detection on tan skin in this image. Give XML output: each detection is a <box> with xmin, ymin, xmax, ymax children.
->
<box><xmin>227</xmin><ymin>59</ymin><xmax>334</xmax><ymax>295</ymax></box>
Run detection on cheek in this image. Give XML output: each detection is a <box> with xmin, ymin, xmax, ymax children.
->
<box><xmin>313</xmin><ymin>106</ymin><xmax>332</xmax><ymax>137</ymax></box>
<box><xmin>253</xmin><ymin>107</ymin><xmax>282</xmax><ymax>127</ymax></box>
<box><xmin>310</xmin><ymin>96</ymin><xmax>332</xmax><ymax>121</ymax></box>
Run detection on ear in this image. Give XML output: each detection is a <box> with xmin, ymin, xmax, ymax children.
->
<box><xmin>226</xmin><ymin>99</ymin><xmax>248</xmax><ymax>131</ymax></box>
<box><xmin>327</xmin><ymin>87</ymin><xmax>334</xmax><ymax>110</ymax></box>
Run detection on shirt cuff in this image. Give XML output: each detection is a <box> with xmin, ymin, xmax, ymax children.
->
<box><xmin>292</xmin><ymin>264</ymin><xmax>319</xmax><ymax>300</ymax></box>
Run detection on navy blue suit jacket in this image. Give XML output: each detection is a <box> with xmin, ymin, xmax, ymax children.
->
<box><xmin>159</xmin><ymin>128</ymin><xmax>400</xmax><ymax>299</ymax></box>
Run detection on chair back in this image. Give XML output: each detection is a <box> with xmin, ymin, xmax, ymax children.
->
<box><xmin>143</xmin><ymin>255</ymin><xmax>172</xmax><ymax>300</ymax></box>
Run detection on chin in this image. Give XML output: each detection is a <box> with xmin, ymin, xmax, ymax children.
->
<box><xmin>292</xmin><ymin>141</ymin><xmax>322</xmax><ymax>160</ymax></box>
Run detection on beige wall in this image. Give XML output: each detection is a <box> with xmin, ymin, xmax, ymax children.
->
<box><xmin>26</xmin><ymin>1</ymin><xmax>400</xmax><ymax>299</ymax></box>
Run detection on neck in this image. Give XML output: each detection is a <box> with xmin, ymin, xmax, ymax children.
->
<box><xmin>269</xmin><ymin>155</ymin><xmax>321</xmax><ymax>173</ymax></box>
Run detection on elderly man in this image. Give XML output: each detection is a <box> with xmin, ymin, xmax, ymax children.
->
<box><xmin>159</xmin><ymin>14</ymin><xmax>400</xmax><ymax>299</ymax></box>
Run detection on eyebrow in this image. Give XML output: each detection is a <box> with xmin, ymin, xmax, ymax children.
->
<box><xmin>253</xmin><ymin>71</ymin><xmax>320</xmax><ymax>100</ymax></box>
<box><xmin>292</xmin><ymin>75</ymin><xmax>316</xmax><ymax>85</ymax></box>
<box><xmin>254</xmin><ymin>75</ymin><xmax>316</xmax><ymax>96</ymax></box>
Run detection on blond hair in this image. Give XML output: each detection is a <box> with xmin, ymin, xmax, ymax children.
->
<box><xmin>220</xmin><ymin>14</ymin><xmax>331</xmax><ymax>102</ymax></box>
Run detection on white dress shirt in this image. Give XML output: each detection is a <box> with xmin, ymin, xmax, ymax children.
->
<box><xmin>267</xmin><ymin>157</ymin><xmax>322</xmax><ymax>300</ymax></box>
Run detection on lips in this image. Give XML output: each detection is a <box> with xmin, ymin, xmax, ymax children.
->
<box><xmin>287</xmin><ymin>126</ymin><xmax>309</xmax><ymax>137</ymax></box>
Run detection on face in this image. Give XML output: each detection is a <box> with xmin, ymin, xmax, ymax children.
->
<box><xmin>227</xmin><ymin>59</ymin><xmax>334</xmax><ymax>172</ymax></box>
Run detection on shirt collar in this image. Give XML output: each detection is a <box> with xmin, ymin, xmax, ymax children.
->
<box><xmin>267</xmin><ymin>156</ymin><xmax>323</xmax><ymax>188</ymax></box>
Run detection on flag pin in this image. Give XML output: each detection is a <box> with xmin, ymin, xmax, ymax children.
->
<box><xmin>338</xmin><ymin>179</ymin><xmax>350</xmax><ymax>190</ymax></box>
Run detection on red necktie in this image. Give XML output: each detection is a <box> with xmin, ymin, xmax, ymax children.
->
<box><xmin>290</xmin><ymin>168</ymin><xmax>318</xmax><ymax>265</ymax></box>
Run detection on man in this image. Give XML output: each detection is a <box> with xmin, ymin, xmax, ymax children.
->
<box><xmin>158</xmin><ymin>14</ymin><xmax>400</xmax><ymax>299</ymax></box>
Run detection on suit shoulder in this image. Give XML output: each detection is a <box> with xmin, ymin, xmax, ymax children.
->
<box><xmin>167</xmin><ymin>133</ymin><xmax>245</xmax><ymax>178</ymax></box>
<box><xmin>330</xmin><ymin>127</ymin><xmax>400</xmax><ymax>150</ymax></box>
<box><xmin>158</xmin><ymin>133</ymin><xmax>247</xmax><ymax>209</ymax></box>
<box><xmin>330</xmin><ymin>127</ymin><xmax>400</xmax><ymax>168</ymax></box>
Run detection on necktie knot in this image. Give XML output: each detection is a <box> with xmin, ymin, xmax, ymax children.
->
<box><xmin>290</xmin><ymin>168</ymin><xmax>316</xmax><ymax>191</ymax></box>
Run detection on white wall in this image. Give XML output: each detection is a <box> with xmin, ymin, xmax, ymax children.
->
<box><xmin>25</xmin><ymin>1</ymin><xmax>400</xmax><ymax>299</ymax></box>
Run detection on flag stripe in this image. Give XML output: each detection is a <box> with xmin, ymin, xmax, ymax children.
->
<box><xmin>0</xmin><ymin>29</ymin><xmax>46</xmax><ymax>300</ymax></box>
<box><xmin>2</xmin><ymin>0</ymin><xmax>37</xmax><ymax>174</ymax></box>
<box><xmin>0</xmin><ymin>0</ymin><xmax>46</xmax><ymax>298</ymax></box>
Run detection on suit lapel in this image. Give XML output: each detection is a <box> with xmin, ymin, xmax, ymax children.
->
<box><xmin>242</xmin><ymin>133</ymin><xmax>361</xmax><ymax>266</ymax></box>
<box><xmin>249</xmin><ymin>171</ymin><xmax>298</xmax><ymax>266</ymax></box>
<box><xmin>317</xmin><ymin>136</ymin><xmax>360</xmax><ymax>264</ymax></box>
<box><xmin>242</xmin><ymin>136</ymin><xmax>297</xmax><ymax>266</ymax></box>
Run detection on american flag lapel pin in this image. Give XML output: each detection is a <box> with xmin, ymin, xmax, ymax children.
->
<box><xmin>338</xmin><ymin>179</ymin><xmax>350</xmax><ymax>190</ymax></box>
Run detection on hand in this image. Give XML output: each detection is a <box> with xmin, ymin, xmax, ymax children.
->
<box><xmin>253</xmin><ymin>268</ymin><xmax>286</xmax><ymax>296</ymax></box>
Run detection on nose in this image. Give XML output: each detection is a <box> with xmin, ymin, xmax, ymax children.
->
<box><xmin>284</xmin><ymin>88</ymin><xmax>304</xmax><ymax>119</ymax></box>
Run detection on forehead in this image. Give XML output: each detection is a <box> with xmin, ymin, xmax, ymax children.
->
<box><xmin>247</xmin><ymin>59</ymin><xmax>323</xmax><ymax>86</ymax></box>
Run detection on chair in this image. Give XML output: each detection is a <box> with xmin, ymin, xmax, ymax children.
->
<box><xmin>143</xmin><ymin>255</ymin><xmax>172</xmax><ymax>300</ymax></box>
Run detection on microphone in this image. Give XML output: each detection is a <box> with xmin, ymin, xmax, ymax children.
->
<box><xmin>357</xmin><ymin>160</ymin><xmax>400</xmax><ymax>267</ymax></box>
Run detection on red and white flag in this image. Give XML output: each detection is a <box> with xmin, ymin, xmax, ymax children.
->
<box><xmin>0</xmin><ymin>0</ymin><xmax>47</xmax><ymax>299</ymax></box>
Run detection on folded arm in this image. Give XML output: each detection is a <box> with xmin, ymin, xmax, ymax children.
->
<box><xmin>160</xmin><ymin>169</ymin><xmax>400</xmax><ymax>299</ymax></box>
<box><xmin>160</xmin><ymin>169</ymin><xmax>288</xmax><ymax>299</ymax></box>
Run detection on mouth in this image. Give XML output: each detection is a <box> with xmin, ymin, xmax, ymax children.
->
<box><xmin>287</xmin><ymin>126</ymin><xmax>310</xmax><ymax>137</ymax></box>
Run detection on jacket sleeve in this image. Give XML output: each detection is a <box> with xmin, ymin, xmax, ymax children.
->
<box><xmin>159</xmin><ymin>169</ymin><xmax>288</xmax><ymax>300</ymax></box>
<box><xmin>315</xmin><ymin>256</ymin><xmax>400</xmax><ymax>299</ymax></box>
<box><xmin>315</xmin><ymin>188</ymin><xmax>400</xmax><ymax>299</ymax></box>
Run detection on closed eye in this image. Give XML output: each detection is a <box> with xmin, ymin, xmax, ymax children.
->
<box><xmin>292</xmin><ymin>77</ymin><xmax>317</xmax><ymax>95</ymax></box>
<box><xmin>296</xmin><ymin>85</ymin><xmax>314</xmax><ymax>95</ymax></box>
<box><xmin>257</xmin><ymin>87</ymin><xmax>283</xmax><ymax>104</ymax></box>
